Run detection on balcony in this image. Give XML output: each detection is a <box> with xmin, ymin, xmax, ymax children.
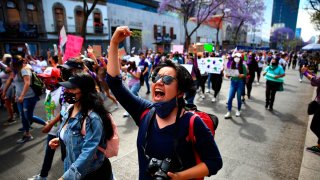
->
<box><xmin>0</xmin><ymin>21</ymin><xmax>39</xmax><ymax>39</ymax></box>
<box><xmin>48</xmin><ymin>24</ymin><xmax>108</xmax><ymax>35</ymax></box>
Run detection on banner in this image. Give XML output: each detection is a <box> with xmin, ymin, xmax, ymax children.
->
<box><xmin>197</xmin><ymin>57</ymin><xmax>224</xmax><ymax>74</ymax></box>
<box><xmin>92</xmin><ymin>45</ymin><xmax>102</xmax><ymax>57</ymax></box>
<box><xmin>63</xmin><ymin>35</ymin><xmax>83</xmax><ymax>63</ymax></box>
<box><xmin>172</xmin><ymin>45</ymin><xmax>184</xmax><ymax>54</ymax></box>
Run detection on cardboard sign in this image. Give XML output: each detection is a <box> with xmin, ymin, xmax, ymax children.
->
<box><xmin>196</xmin><ymin>45</ymin><xmax>204</xmax><ymax>52</ymax></box>
<box><xmin>225</xmin><ymin>69</ymin><xmax>239</xmax><ymax>77</ymax></box>
<box><xmin>118</xmin><ymin>47</ymin><xmax>127</xmax><ymax>59</ymax></box>
<box><xmin>93</xmin><ymin>45</ymin><xmax>102</xmax><ymax>57</ymax></box>
<box><xmin>63</xmin><ymin>35</ymin><xmax>84</xmax><ymax>63</ymax></box>
<box><xmin>172</xmin><ymin>45</ymin><xmax>184</xmax><ymax>54</ymax></box>
<box><xmin>204</xmin><ymin>43</ymin><xmax>213</xmax><ymax>52</ymax></box>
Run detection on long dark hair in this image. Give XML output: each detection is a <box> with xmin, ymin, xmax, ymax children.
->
<box><xmin>231</xmin><ymin>57</ymin><xmax>244</xmax><ymax>74</ymax></box>
<box><xmin>11</xmin><ymin>55</ymin><xmax>25</xmax><ymax>75</ymax></box>
<box><xmin>127</xmin><ymin>61</ymin><xmax>137</xmax><ymax>72</ymax></box>
<box><xmin>74</xmin><ymin>73</ymin><xmax>114</xmax><ymax>140</ymax></box>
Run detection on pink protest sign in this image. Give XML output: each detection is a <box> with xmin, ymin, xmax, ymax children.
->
<box><xmin>172</xmin><ymin>45</ymin><xmax>184</xmax><ymax>54</ymax></box>
<box><xmin>63</xmin><ymin>35</ymin><xmax>84</xmax><ymax>62</ymax></box>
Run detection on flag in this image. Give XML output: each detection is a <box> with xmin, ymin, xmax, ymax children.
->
<box><xmin>59</xmin><ymin>26</ymin><xmax>67</xmax><ymax>54</ymax></box>
<box><xmin>232</xmin><ymin>47</ymin><xmax>237</xmax><ymax>57</ymax></box>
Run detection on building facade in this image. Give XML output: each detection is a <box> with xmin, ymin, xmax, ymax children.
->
<box><xmin>107</xmin><ymin>0</ymin><xmax>218</xmax><ymax>54</ymax></box>
<box><xmin>0</xmin><ymin>0</ymin><xmax>47</xmax><ymax>56</ymax></box>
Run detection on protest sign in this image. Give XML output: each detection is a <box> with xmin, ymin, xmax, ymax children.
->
<box><xmin>181</xmin><ymin>64</ymin><xmax>193</xmax><ymax>74</ymax></box>
<box><xmin>63</xmin><ymin>35</ymin><xmax>83</xmax><ymax>62</ymax></box>
<box><xmin>172</xmin><ymin>45</ymin><xmax>184</xmax><ymax>54</ymax></box>
<box><xmin>204</xmin><ymin>43</ymin><xmax>213</xmax><ymax>52</ymax></box>
<box><xmin>53</xmin><ymin>44</ymin><xmax>58</xmax><ymax>56</ymax></box>
<box><xmin>118</xmin><ymin>47</ymin><xmax>127</xmax><ymax>59</ymax></box>
<box><xmin>25</xmin><ymin>43</ymin><xmax>31</xmax><ymax>55</ymax></box>
<box><xmin>225</xmin><ymin>69</ymin><xmax>240</xmax><ymax>77</ymax></box>
<box><xmin>59</xmin><ymin>26</ymin><xmax>67</xmax><ymax>53</ymax></box>
<box><xmin>197</xmin><ymin>57</ymin><xmax>224</xmax><ymax>74</ymax></box>
<box><xmin>196</xmin><ymin>44</ymin><xmax>204</xmax><ymax>52</ymax></box>
<box><xmin>93</xmin><ymin>45</ymin><xmax>102</xmax><ymax>57</ymax></box>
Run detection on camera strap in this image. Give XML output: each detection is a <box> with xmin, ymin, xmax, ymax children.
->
<box><xmin>142</xmin><ymin>106</ymin><xmax>184</xmax><ymax>169</ymax></box>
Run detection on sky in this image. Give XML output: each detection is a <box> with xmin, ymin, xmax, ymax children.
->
<box><xmin>261</xmin><ymin>0</ymin><xmax>319</xmax><ymax>42</ymax></box>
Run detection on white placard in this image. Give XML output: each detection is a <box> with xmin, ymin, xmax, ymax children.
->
<box><xmin>53</xmin><ymin>44</ymin><xmax>58</xmax><ymax>56</ymax></box>
<box><xmin>25</xmin><ymin>43</ymin><xmax>31</xmax><ymax>55</ymax></box>
<box><xmin>197</xmin><ymin>57</ymin><xmax>224</xmax><ymax>74</ymax></box>
<box><xmin>181</xmin><ymin>64</ymin><xmax>193</xmax><ymax>74</ymax></box>
<box><xmin>225</xmin><ymin>69</ymin><xmax>239</xmax><ymax>77</ymax></box>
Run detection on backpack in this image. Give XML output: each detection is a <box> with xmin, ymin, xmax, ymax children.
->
<box><xmin>186</xmin><ymin>105</ymin><xmax>219</xmax><ymax>180</ymax></box>
<box><xmin>30</xmin><ymin>71</ymin><xmax>45</xmax><ymax>96</ymax></box>
<box><xmin>81</xmin><ymin>111</ymin><xmax>119</xmax><ymax>158</ymax></box>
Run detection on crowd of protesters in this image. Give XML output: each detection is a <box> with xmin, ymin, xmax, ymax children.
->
<box><xmin>0</xmin><ymin>26</ymin><xmax>319</xmax><ymax>179</ymax></box>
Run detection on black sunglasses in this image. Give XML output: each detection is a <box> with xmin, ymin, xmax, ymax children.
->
<box><xmin>152</xmin><ymin>74</ymin><xmax>176</xmax><ymax>85</ymax></box>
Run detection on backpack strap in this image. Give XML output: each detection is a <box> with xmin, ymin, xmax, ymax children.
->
<box><xmin>188</xmin><ymin>114</ymin><xmax>202</xmax><ymax>165</ymax></box>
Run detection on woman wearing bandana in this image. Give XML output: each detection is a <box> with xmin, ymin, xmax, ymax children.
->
<box><xmin>263</xmin><ymin>57</ymin><xmax>285</xmax><ymax>111</ymax></box>
<box><xmin>106</xmin><ymin>26</ymin><xmax>222</xmax><ymax>180</ymax></box>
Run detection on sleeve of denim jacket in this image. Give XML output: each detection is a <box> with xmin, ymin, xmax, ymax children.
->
<box><xmin>106</xmin><ymin>72</ymin><xmax>153</xmax><ymax>125</ymax></box>
<box><xmin>193</xmin><ymin>116</ymin><xmax>223</xmax><ymax>176</ymax></box>
<box><xmin>62</xmin><ymin>112</ymin><xmax>103</xmax><ymax>180</ymax></box>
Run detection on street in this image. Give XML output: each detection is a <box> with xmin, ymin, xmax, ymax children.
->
<box><xmin>0</xmin><ymin>68</ymin><xmax>314</xmax><ymax>180</ymax></box>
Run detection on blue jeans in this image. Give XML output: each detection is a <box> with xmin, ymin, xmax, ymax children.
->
<box><xmin>227</xmin><ymin>80</ymin><xmax>244</xmax><ymax>111</ymax></box>
<box><xmin>40</xmin><ymin>134</ymin><xmax>56</xmax><ymax>177</ymax></box>
<box><xmin>144</xmin><ymin>73</ymin><xmax>150</xmax><ymax>92</ymax></box>
<box><xmin>17</xmin><ymin>96</ymin><xmax>39</xmax><ymax>132</ymax></box>
<box><xmin>207</xmin><ymin>73</ymin><xmax>212</xmax><ymax>90</ymax></box>
<box><xmin>129</xmin><ymin>83</ymin><xmax>141</xmax><ymax>96</ymax></box>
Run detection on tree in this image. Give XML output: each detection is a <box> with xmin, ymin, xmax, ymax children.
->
<box><xmin>307</xmin><ymin>0</ymin><xmax>320</xmax><ymax>30</ymax></box>
<box><xmin>81</xmin><ymin>0</ymin><xmax>99</xmax><ymax>45</ymax></box>
<box><xmin>159</xmin><ymin>0</ymin><xmax>225</xmax><ymax>49</ymax></box>
<box><xmin>270</xmin><ymin>27</ymin><xmax>295</xmax><ymax>50</ymax></box>
<box><xmin>227</xmin><ymin>0</ymin><xmax>265</xmax><ymax>45</ymax></box>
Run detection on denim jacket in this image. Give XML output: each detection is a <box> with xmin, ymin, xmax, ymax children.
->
<box><xmin>57</xmin><ymin>110</ymin><xmax>105</xmax><ymax>180</ymax></box>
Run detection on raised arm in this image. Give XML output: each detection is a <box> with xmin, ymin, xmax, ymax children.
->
<box><xmin>107</xmin><ymin>26</ymin><xmax>132</xmax><ymax>77</ymax></box>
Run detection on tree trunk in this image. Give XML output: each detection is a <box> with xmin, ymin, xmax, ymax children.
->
<box><xmin>81</xmin><ymin>16</ymin><xmax>88</xmax><ymax>47</ymax></box>
<box><xmin>185</xmin><ymin>35</ymin><xmax>191</xmax><ymax>52</ymax></box>
<box><xmin>234</xmin><ymin>20</ymin><xmax>244</xmax><ymax>45</ymax></box>
<box><xmin>215</xmin><ymin>13</ymin><xmax>225</xmax><ymax>51</ymax></box>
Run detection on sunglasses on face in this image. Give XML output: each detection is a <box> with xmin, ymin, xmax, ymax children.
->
<box><xmin>152</xmin><ymin>74</ymin><xmax>176</xmax><ymax>85</ymax></box>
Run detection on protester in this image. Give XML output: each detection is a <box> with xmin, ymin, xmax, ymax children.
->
<box><xmin>263</xmin><ymin>57</ymin><xmax>285</xmax><ymax>111</ymax></box>
<box><xmin>301</xmin><ymin>67</ymin><xmax>320</xmax><ymax>155</ymax></box>
<box><xmin>28</xmin><ymin>67</ymin><xmax>62</xmax><ymax>180</ymax></box>
<box><xmin>106</xmin><ymin>26</ymin><xmax>222</xmax><ymax>180</ymax></box>
<box><xmin>256</xmin><ymin>52</ymin><xmax>265</xmax><ymax>85</ymax></box>
<box><xmin>225</xmin><ymin>52</ymin><xmax>247</xmax><ymax>118</ymax></box>
<box><xmin>0</xmin><ymin>54</ymin><xmax>16</xmax><ymax>125</ymax></box>
<box><xmin>246</xmin><ymin>53</ymin><xmax>258</xmax><ymax>99</ymax></box>
<box><xmin>2</xmin><ymin>55</ymin><xmax>46</xmax><ymax>143</ymax></box>
<box><xmin>138</xmin><ymin>53</ymin><xmax>150</xmax><ymax>94</ymax></box>
<box><xmin>49</xmin><ymin>73</ymin><xmax>114</xmax><ymax>180</ymax></box>
<box><xmin>298</xmin><ymin>53</ymin><xmax>309</xmax><ymax>83</ymax></box>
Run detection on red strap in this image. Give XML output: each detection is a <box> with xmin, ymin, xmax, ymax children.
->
<box><xmin>140</xmin><ymin>108</ymin><xmax>150</xmax><ymax>122</ymax></box>
<box><xmin>189</xmin><ymin>114</ymin><xmax>204</xmax><ymax>180</ymax></box>
<box><xmin>189</xmin><ymin>114</ymin><xmax>201</xmax><ymax>164</ymax></box>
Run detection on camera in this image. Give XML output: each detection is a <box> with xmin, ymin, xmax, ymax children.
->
<box><xmin>147</xmin><ymin>157</ymin><xmax>172</xmax><ymax>180</ymax></box>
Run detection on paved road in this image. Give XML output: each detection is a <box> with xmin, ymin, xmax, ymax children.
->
<box><xmin>0</xmin><ymin>68</ymin><xmax>314</xmax><ymax>180</ymax></box>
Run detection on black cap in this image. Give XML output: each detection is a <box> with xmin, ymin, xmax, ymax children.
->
<box><xmin>59</xmin><ymin>73</ymin><xmax>96</xmax><ymax>92</ymax></box>
<box><xmin>58</xmin><ymin>59</ymin><xmax>84</xmax><ymax>69</ymax></box>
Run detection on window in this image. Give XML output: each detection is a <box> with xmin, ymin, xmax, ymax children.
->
<box><xmin>53</xmin><ymin>4</ymin><xmax>65</xmax><ymax>32</ymax></box>
<box><xmin>7</xmin><ymin>1</ymin><xmax>20</xmax><ymax>24</ymax></box>
<box><xmin>93</xmin><ymin>10</ymin><xmax>102</xmax><ymax>33</ymax></box>
<box><xmin>75</xmin><ymin>7</ymin><xmax>84</xmax><ymax>34</ymax></box>
<box><xmin>27</xmin><ymin>3</ymin><xmax>38</xmax><ymax>25</ymax></box>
